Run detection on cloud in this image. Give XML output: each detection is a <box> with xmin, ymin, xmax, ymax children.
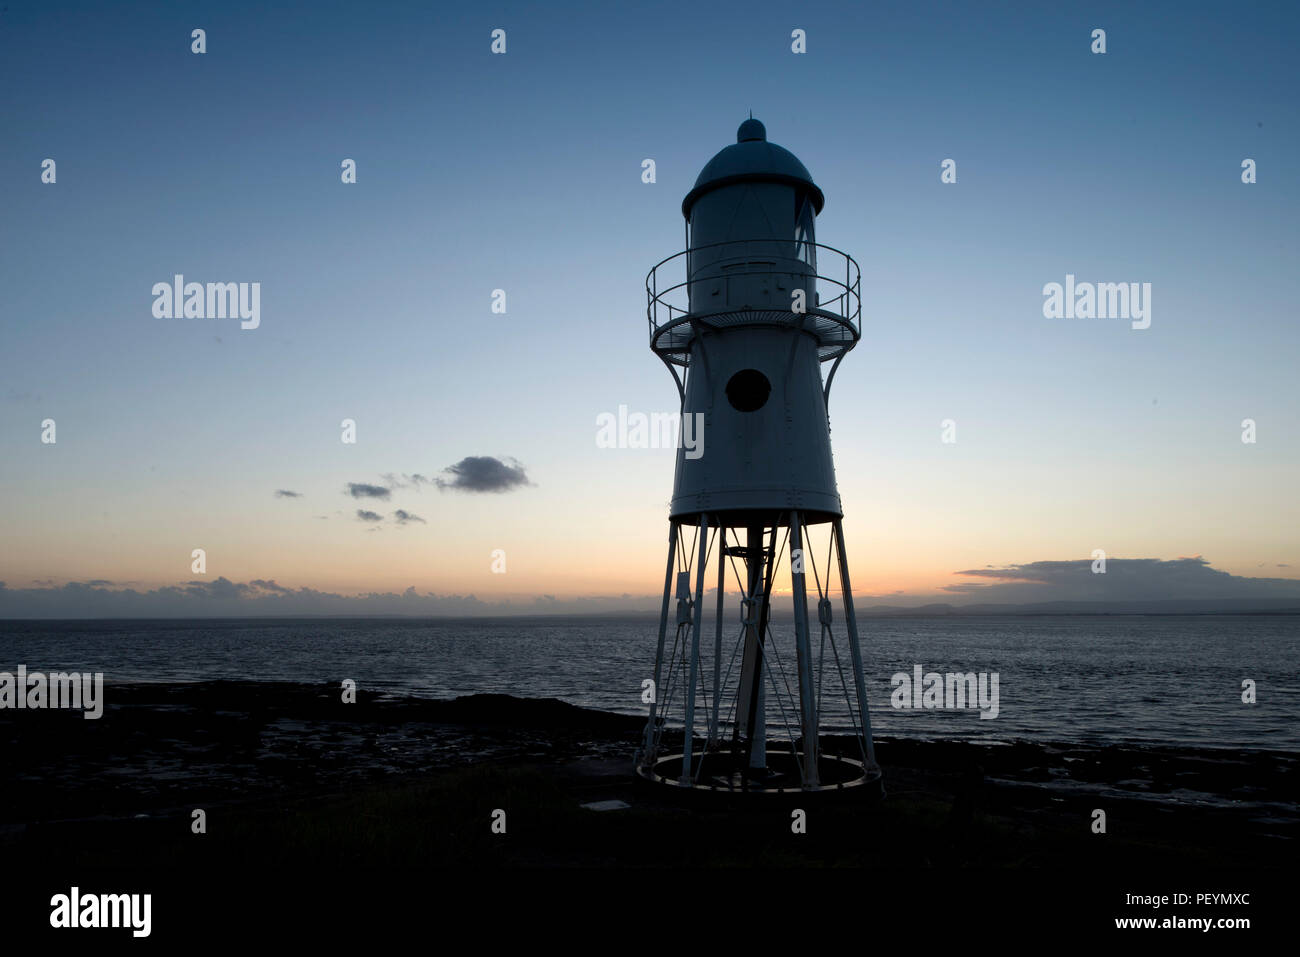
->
<box><xmin>3</xmin><ymin>558</ymin><xmax>1296</xmax><ymax>620</ymax></box>
<box><xmin>393</xmin><ymin>509</ymin><xmax>426</xmax><ymax>525</ymax></box>
<box><xmin>942</xmin><ymin>557</ymin><xmax>1300</xmax><ymax>603</ymax></box>
<box><xmin>356</xmin><ymin>509</ymin><xmax>383</xmax><ymax>523</ymax></box>
<box><xmin>434</xmin><ymin>456</ymin><xmax>532</xmax><ymax>493</ymax></box>
<box><xmin>346</xmin><ymin>483</ymin><xmax>391</xmax><ymax>500</ymax></box>
<box><xmin>274</xmin><ymin>489</ymin><xmax>302</xmax><ymax>498</ymax></box>
<box><xmin>381</xmin><ymin>473</ymin><xmax>434</xmax><ymax>490</ymax></box>
<box><xmin>0</xmin><ymin>578</ymin><xmax>667</xmax><ymax>618</ymax></box>
<box><xmin>175</xmin><ymin>577</ymin><xmax>253</xmax><ymax>600</ymax></box>
<box><xmin>249</xmin><ymin>579</ymin><xmax>293</xmax><ymax>594</ymax></box>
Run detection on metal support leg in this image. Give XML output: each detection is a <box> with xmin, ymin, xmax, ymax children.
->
<box><xmin>737</xmin><ymin>524</ymin><xmax>768</xmax><ymax>773</ymax></box>
<box><xmin>640</xmin><ymin>521</ymin><xmax>677</xmax><ymax>766</ymax></box>
<box><xmin>709</xmin><ymin>526</ymin><xmax>725</xmax><ymax>745</ymax></box>
<box><xmin>834</xmin><ymin>518</ymin><xmax>878</xmax><ymax>771</ymax></box>
<box><xmin>790</xmin><ymin>512</ymin><xmax>820</xmax><ymax>787</ymax></box>
<box><xmin>680</xmin><ymin>514</ymin><xmax>709</xmax><ymax>784</ymax></box>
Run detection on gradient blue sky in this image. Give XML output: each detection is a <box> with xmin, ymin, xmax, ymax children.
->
<box><xmin>2</xmin><ymin>0</ymin><xmax>1297</xmax><ymax>614</ymax></box>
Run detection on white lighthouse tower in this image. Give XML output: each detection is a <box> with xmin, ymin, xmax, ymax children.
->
<box><xmin>636</xmin><ymin>117</ymin><xmax>881</xmax><ymax>794</ymax></box>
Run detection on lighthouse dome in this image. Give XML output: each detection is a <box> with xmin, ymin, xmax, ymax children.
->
<box><xmin>681</xmin><ymin>117</ymin><xmax>825</xmax><ymax>217</ymax></box>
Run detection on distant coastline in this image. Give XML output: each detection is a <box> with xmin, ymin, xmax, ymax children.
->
<box><xmin>3</xmin><ymin>601</ymin><xmax>1300</xmax><ymax>623</ymax></box>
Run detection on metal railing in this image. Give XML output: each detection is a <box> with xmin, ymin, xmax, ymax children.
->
<box><xmin>646</xmin><ymin>239</ymin><xmax>861</xmax><ymax>353</ymax></box>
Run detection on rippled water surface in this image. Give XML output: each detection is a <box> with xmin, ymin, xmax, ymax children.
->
<box><xmin>2</xmin><ymin>615</ymin><xmax>1296</xmax><ymax>750</ymax></box>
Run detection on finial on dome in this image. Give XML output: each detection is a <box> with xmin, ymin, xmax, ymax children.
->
<box><xmin>737</xmin><ymin>116</ymin><xmax>766</xmax><ymax>143</ymax></box>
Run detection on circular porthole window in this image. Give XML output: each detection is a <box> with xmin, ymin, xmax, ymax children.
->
<box><xmin>725</xmin><ymin>369</ymin><xmax>771</xmax><ymax>412</ymax></box>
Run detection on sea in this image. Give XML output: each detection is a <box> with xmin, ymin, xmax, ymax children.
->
<box><xmin>1</xmin><ymin>614</ymin><xmax>1297</xmax><ymax>751</ymax></box>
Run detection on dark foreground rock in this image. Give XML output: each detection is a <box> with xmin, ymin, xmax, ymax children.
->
<box><xmin>1</xmin><ymin>680</ymin><xmax>1294</xmax><ymax>868</ymax></box>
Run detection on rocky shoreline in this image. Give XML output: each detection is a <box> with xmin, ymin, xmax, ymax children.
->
<box><xmin>2</xmin><ymin>680</ymin><xmax>1294</xmax><ymax>868</ymax></box>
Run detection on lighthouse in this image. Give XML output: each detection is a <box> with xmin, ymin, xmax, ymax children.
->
<box><xmin>636</xmin><ymin>117</ymin><xmax>881</xmax><ymax>793</ymax></box>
